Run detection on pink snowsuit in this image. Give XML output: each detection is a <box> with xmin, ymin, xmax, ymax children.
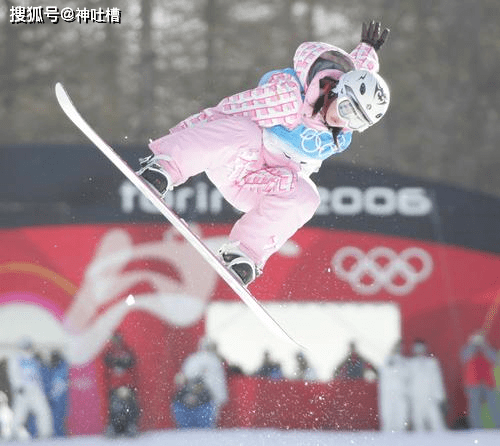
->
<box><xmin>149</xmin><ymin>42</ymin><xmax>380</xmax><ymax>269</ymax></box>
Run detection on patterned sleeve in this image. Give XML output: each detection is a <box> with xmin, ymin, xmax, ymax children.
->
<box><xmin>169</xmin><ymin>71</ymin><xmax>303</xmax><ymax>133</ymax></box>
<box><xmin>216</xmin><ymin>70</ymin><xmax>303</xmax><ymax>129</ymax></box>
<box><xmin>349</xmin><ymin>42</ymin><xmax>380</xmax><ymax>72</ymax></box>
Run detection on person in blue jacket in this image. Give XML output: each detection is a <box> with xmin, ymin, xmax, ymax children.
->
<box><xmin>41</xmin><ymin>350</ymin><xmax>69</xmax><ymax>437</ymax></box>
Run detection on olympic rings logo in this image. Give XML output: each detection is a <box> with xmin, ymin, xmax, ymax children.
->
<box><xmin>332</xmin><ymin>246</ymin><xmax>433</xmax><ymax>296</ymax></box>
<box><xmin>300</xmin><ymin>128</ymin><xmax>335</xmax><ymax>154</ymax></box>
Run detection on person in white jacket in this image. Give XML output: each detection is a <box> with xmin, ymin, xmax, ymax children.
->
<box><xmin>378</xmin><ymin>340</ymin><xmax>409</xmax><ymax>432</ymax></box>
<box><xmin>181</xmin><ymin>337</ymin><xmax>228</xmax><ymax>424</ymax></box>
<box><xmin>407</xmin><ymin>339</ymin><xmax>447</xmax><ymax>431</ymax></box>
<box><xmin>0</xmin><ymin>391</ymin><xmax>14</xmax><ymax>440</ymax></box>
<box><xmin>7</xmin><ymin>339</ymin><xmax>53</xmax><ymax>439</ymax></box>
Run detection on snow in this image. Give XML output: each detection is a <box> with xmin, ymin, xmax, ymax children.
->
<box><xmin>32</xmin><ymin>429</ymin><xmax>500</xmax><ymax>446</ymax></box>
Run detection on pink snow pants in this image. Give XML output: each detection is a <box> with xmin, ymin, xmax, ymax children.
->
<box><xmin>149</xmin><ymin>117</ymin><xmax>320</xmax><ymax>268</ymax></box>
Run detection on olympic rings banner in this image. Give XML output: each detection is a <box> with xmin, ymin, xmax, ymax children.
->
<box><xmin>1</xmin><ymin>144</ymin><xmax>500</xmax><ymax>430</ymax></box>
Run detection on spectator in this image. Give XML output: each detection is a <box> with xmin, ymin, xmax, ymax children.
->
<box><xmin>41</xmin><ymin>350</ymin><xmax>69</xmax><ymax>437</ymax></box>
<box><xmin>103</xmin><ymin>333</ymin><xmax>139</xmax><ymax>437</ymax></box>
<box><xmin>460</xmin><ymin>330</ymin><xmax>500</xmax><ymax>428</ymax></box>
<box><xmin>293</xmin><ymin>351</ymin><xmax>317</xmax><ymax>381</ymax></box>
<box><xmin>107</xmin><ymin>386</ymin><xmax>140</xmax><ymax>436</ymax></box>
<box><xmin>378</xmin><ymin>340</ymin><xmax>410</xmax><ymax>432</ymax></box>
<box><xmin>407</xmin><ymin>339</ymin><xmax>447</xmax><ymax>431</ymax></box>
<box><xmin>180</xmin><ymin>338</ymin><xmax>228</xmax><ymax>425</ymax></box>
<box><xmin>172</xmin><ymin>374</ymin><xmax>216</xmax><ymax>429</ymax></box>
<box><xmin>255</xmin><ymin>350</ymin><xmax>284</xmax><ymax>380</ymax></box>
<box><xmin>0</xmin><ymin>359</ymin><xmax>11</xmax><ymax>414</ymax></box>
<box><xmin>7</xmin><ymin>338</ymin><xmax>53</xmax><ymax>439</ymax></box>
<box><xmin>26</xmin><ymin>350</ymin><xmax>46</xmax><ymax>438</ymax></box>
<box><xmin>333</xmin><ymin>341</ymin><xmax>377</xmax><ymax>380</ymax></box>
<box><xmin>0</xmin><ymin>391</ymin><xmax>13</xmax><ymax>440</ymax></box>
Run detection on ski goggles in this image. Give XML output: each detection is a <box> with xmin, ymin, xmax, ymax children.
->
<box><xmin>336</xmin><ymin>93</ymin><xmax>372</xmax><ymax>132</ymax></box>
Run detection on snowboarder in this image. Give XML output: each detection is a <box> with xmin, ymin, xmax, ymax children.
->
<box><xmin>138</xmin><ymin>21</ymin><xmax>390</xmax><ymax>286</ymax></box>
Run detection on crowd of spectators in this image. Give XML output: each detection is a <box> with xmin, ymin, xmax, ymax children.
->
<box><xmin>0</xmin><ymin>338</ymin><xmax>69</xmax><ymax>440</ymax></box>
<box><xmin>0</xmin><ymin>329</ymin><xmax>498</xmax><ymax>437</ymax></box>
<box><xmin>173</xmin><ymin>333</ymin><xmax>499</xmax><ymax>432</ymax></box>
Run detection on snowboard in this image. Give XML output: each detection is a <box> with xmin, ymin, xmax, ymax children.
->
<box><xmin>54</xmin><ymin>82</ymin><xmax>302</xmax><ymax>348</ymax></box>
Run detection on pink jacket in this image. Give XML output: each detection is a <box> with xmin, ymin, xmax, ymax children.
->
<box><xmin>148</xmin><ymin>42</ymin><xmax>381</xmax><ymax>267</ymax></box>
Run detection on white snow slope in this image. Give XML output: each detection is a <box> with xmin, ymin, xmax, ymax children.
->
<box><xmin>32</xmin><ymin>428</ymin><xmax>499</xmax><ymax>446</ymax></box>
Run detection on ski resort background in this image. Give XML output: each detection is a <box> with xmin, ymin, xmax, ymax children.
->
<box><xmin>1</xmin><ymin>0</ymin><xmax>500</xmax><ymax>442</ymax></box>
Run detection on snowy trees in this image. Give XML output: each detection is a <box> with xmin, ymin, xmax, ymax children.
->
<box><xmin>0</xmin><ymin>0</ymin><xmax>499</xmax><ymax>197</ymax></box>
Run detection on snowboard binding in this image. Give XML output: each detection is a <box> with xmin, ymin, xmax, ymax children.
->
<box><xmin>219</xmin><ymin>243</ymin><xmax>260</xmax><ymax>286</ymax></box>
<box><xmin>137</xmin><ymin>154</ymin><xmax>172</xmax><ymax>197</ymax></box>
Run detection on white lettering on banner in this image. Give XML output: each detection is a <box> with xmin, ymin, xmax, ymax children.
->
<box><xmin>119</xmin><ymin>181</ymin><xmax>225</xmax><ymax>215</ymax></box>
<box><xmin>317</xmin><ymin>187</ymin><xmax>433</xmax><ymax>217</ymax></box>
<box><xmin>332</xmin><ymin>246</ymin><xmax>433</xmax><ymax>296</ymax></box>
<box><xmin>119</xmin><ymin>181</ymin><xmax>433</xmax><ymax>218</ymax></box>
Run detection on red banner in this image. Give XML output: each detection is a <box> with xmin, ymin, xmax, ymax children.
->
<box><xmin>1</xmin><ymin>223</ymin><xmax>499</xmax><ymax>430</ymax></box>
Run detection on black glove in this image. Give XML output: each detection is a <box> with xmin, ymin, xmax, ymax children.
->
<box><xmin>361</xmin><ymin>21</ymin><xmax>390</xmax><ymax>51</ymax></box>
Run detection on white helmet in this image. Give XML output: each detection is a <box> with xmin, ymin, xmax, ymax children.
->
<box><xmin>333</xmin><ymin>69</ymin><xmax>390</xmax><ymax>132</ymax></box>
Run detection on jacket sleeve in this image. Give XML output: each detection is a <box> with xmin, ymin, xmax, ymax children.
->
<box><xmin>216</xmin><ymin>70</ymin><xmax>303</xmax><ymax>129</ymax></box>
<box><xmin>349</xmin><ymin>42</ymin><xmax>380</xmax><ymax>72</ymax></box>
<box><xmin>170</xmin><ymin>70</ymin><xmax>303</xmax><ymax>133</ymax></box>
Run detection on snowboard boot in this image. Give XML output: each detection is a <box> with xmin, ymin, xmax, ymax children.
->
<box><xmin>136</xmin><ymin>154</ymin><xmax>172</xmax><ymax>197</ymax></box>
<box><xmin>219</xmin><ymin>243</ymin><xmax>260</xmax><ymax>286</ymax></box>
